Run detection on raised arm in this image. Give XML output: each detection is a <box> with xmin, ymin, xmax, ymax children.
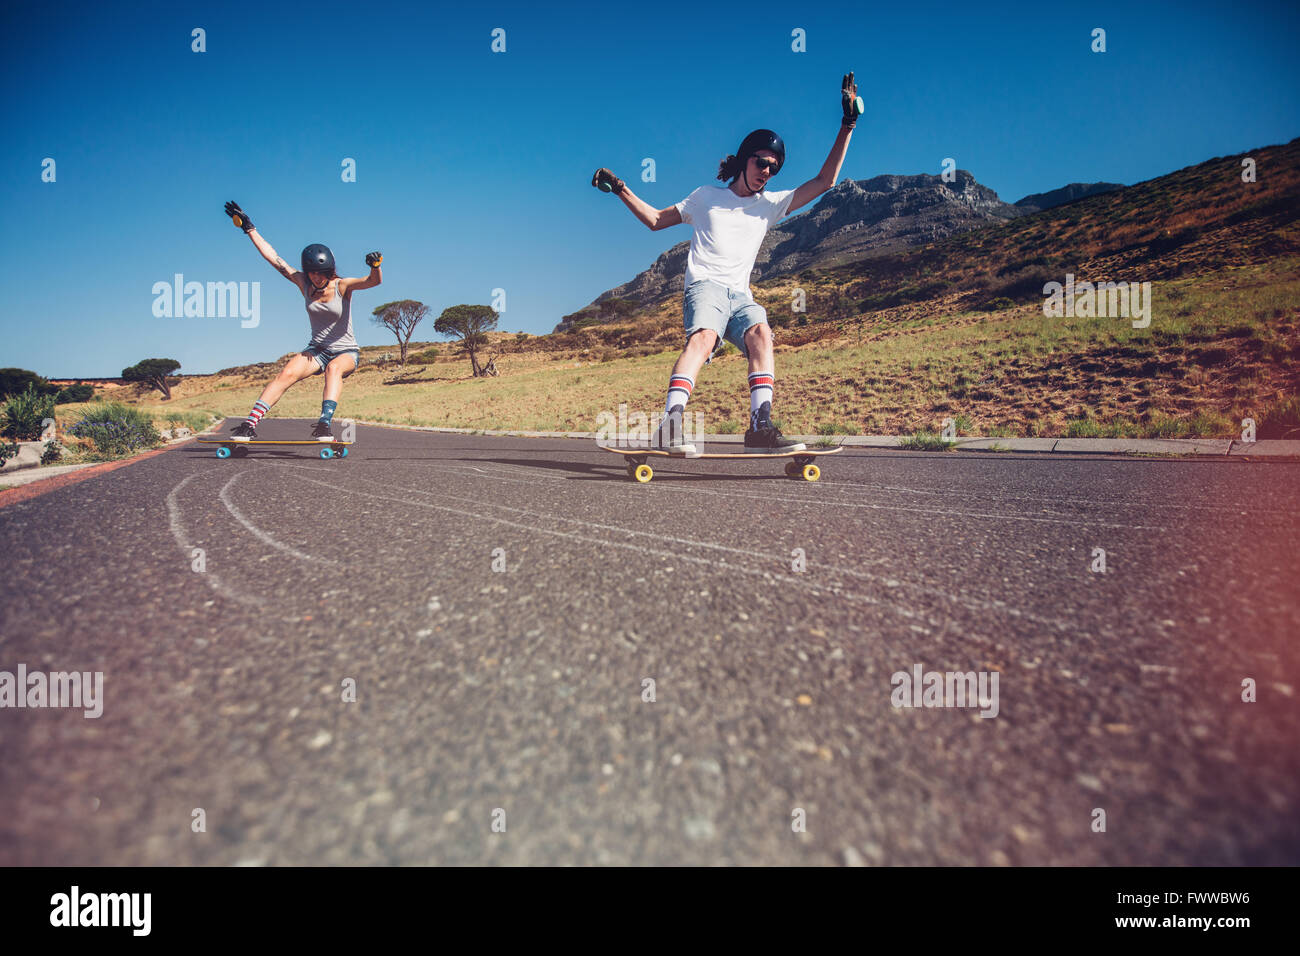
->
<box><xmin>224</xmin><ymin>200</ymin><xmax>302</xmax><ymax>287</ymax></box>
<box><xmin>786</xmin><ymin>72</ymin><xmax>861</xmax><ymax>216</ymax></box>
<box><xmin>339</xmin><ymin>253</ymin><xmax>383</xmax><ymax>294</ymax></box>
<box><xmin>591</xmin><ymin>169</ymin><xmax>682</xmax><ymax>231</ymax></box>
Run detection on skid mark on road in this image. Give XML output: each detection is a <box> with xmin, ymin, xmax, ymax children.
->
<box><xmin>165</xmin><ymin>474</ymin><xmax>260</xmax><ymax>608</ymax></box>
<box><xmin>342</xmin><ymin>455</ymin><xmax>1169</xmax><ymax>531</ymax></box>
<box><xmin>166</xmin><ymin>473</ymin><xmax>344</xmax><ymax>620</ymax></box>
<box><xmin>218</xmin><ymin>472</ymin><xmax>337</xmax><ymax>567</ymax></box>
<box><xmin>273</xmin><ymin>465</ymin><xmax>1079</xmax><ymax>634</ymax></box>
<box><xmin>819</xmin><ymin>479</ymin><xmax>1269</xmax><ymax>518</ymax></box>
<box><xmin>613</xmin><ymin>480</ymin><xmax>1171</xmax><ymax>532</ymax></box>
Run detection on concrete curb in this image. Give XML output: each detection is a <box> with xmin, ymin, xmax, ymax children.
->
<box><xmin>0</xmin><ymin>432</ymin><xmax>212</xmax><ymax>490</ymax></box>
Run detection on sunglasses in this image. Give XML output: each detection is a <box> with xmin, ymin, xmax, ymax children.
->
<box><xmin>750</xmin><ymin>156</ymin><xmax>779</xmax><ymax>173</ymax></box>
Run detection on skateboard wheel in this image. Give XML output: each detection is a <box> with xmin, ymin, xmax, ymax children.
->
<box><xmin>215</xmin><ymin>445</ymin><xmax>231</xmax><ymax>459</ymax></box>
<box><xmin>320</xmin><ymin>447</ymin><xmax>333</xmax><ymax>459</ymax></box>
<box><xmin>633</xmin><ymin>463</ymin><xmax>653</xmax><ymax>483</ymax></box>
<box><xmin>784</xmin><ymin>461</ymin><xmax>799</xmax><ymax>478</ymax></box>
<box><xmin>339</xmin><ymin>446</ymin><xmax>348</xmax><ymax>458</ymax></box>
<box><xmin>854</xmin><ymin>95</ymin><xmax>864</xmax><ymax>116</ymax></box>
<box><xmin>801</xmin><ymin>464</ymin><xmax>820</xmax><ymax>482</ymax></box>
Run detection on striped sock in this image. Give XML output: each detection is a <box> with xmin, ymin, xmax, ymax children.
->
<box><xmin>665</xmin><ymin>373</ymin><xmax>694</xmax><ymax>412</ymax></box>
<box><xmin>319</xmin><ymin>400</ymin><xmax>337</xmax><ymax>425</ymax></box>
<box><xmin>748</xmin><ymin>371</ymin><xmax>774</xmax><ymax>414</ymax></box>
<box><xmin>245</xmin><ymin>400</ymin><xmax>270</xmax><ymax>427</ymax></box>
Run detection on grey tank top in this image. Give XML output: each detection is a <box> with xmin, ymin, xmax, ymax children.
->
<box><xmin>302</xmin><ymin>279</ymin><xmax>358</xmax><ymax>350</ymax></box>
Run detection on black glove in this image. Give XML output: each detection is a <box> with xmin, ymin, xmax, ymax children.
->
<box><xmin>841</xmin><ymin>72</ymin><xmax>863</xmax><ymax>128</ymax></box>
<box><xmin>592</xmin><ymin>168</ymin><xmax>626</xmax><ymax>195</ymax></box>
<box><xmin>365</xmin><ymin>251</ymin><xmax>383</xmax><ymax>268</ymax></box>
<box><xmin>224</xmin><ymin>200</ymin><xmax>254</xmax><ymax>233</ymax></box>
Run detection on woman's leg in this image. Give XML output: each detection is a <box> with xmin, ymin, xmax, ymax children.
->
<box><xmin>236</xmin><ymin>353</ymin><xmax>319</xmax><ymax>433</ymax></box>
<box><xmin>321</xmin><ymin>352</ymin><xmax>357</xmax><ymax>404</ymax></box>
<box><xmin>257</xmin><ymin>353</ymin><xmax>320</xmax><ymax>408</ymax></box>
<box><xmin>314</xmin><ymin>352</ymin><xmax>357</xmax><ymax>432</ymax></box>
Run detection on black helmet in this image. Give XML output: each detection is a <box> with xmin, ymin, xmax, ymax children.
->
<box><xmin>737</xmin><ymin>129</ymin><xmax>785</xmax><ymax>175</ymax></box>
<box><xmin>301</xmin><ymin>244</ymin><xmax>335</xmax><ymax>276</ymax></box>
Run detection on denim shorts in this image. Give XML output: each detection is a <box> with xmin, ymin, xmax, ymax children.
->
<box><xmin>682</xmin><ymin>279</ymin><xmax>767</xmax><ymax>361</ymax></box>
<box><xmin>303</xmin><ymin>344</ymin><xmax>361</xmax><ymax>372</ymax></box>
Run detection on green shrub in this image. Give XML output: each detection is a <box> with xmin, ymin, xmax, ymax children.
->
<box><xmin>0</xmin><ymin>441</ymin><xmax>18</xmax><ymax>466</ymax></box>
<box><xmin>898</xmin><ymin>431</ymin><xmax>954</xmax><ymax>451</ymax></box>
<box><xmin>1066</xmin><ymin>417</ymin><xmax>1102</xmax><ymax>438</ymax></box>
<box><xmin>408</xmin><ymin>346</ymin><xmax>441</xmax><ymax>365</ymax></box>
<box><xmin>0</xmin><ymin>368</ymin><xmax>57</xmax><ymax>400</ymax></box>
<box><xmin>55</xmin><ymin>384</ymin><xmax>95</xmax><ymax>404</ymax></box>
<box><xmin>41</xmin><ymin>438</ymin><xmax>64</xmax><ymax>464</ymax></box>
<box><xmin>2</xmin><ymin>385</ymin><xmax>56</xmax><ymax>440</ymax></box>
<box><xmin>68</xmin><ymin>403</ymin><xmax>161</xmax><ymax>457</ymax></box>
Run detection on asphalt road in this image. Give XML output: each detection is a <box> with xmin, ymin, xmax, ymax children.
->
<box><xmin>1</xmin><ymin>421</ymin><xmax>1297</xmax><ymax>865</ymax></box>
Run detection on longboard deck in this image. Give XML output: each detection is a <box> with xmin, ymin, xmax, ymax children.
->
<box><xmin>599</xmin><ymin>444</ymin><xmax>842</xmax><ymax>460</ymax></box>
<box><xmin>197</xmin><ymin>437</ymin><xmax>353</xmax><ymax>459</ymax></box>
<box><xmin>600</xmin><ymin>443</ymin><xmax>842</xmax><ymax>482</ymax></box>
<box><xmin>197</xmin><ymin>438</ymin><xmax>353</xmax><ymax>446</ymax></box>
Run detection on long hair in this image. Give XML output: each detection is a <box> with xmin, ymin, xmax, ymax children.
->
<box><xmin>717</xmin><ymin>154</ymin><xmax>744</xmax><ymax>184</ymax></box>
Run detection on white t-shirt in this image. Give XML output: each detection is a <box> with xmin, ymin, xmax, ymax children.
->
<box><xmin>675</xmin><ymin>185</ymin><xmax>796</xmax><ymax>294</ymax></box>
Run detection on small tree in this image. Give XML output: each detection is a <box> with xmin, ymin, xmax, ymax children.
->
<box><xmin>434</xmin><ymin>304</ymin><xmax>499</xmax><ymax>377</ymax></box>
<box><xmin>122</xmin><ymin>358</ymin><xmax>181</xmax><ymax>400</ymax></box>
<box><xmin>0</xmin><ymin>368</ymin><xmax>55</xmax><ymax>400</ymax></box>
<box><xmin>371</xmin><ymin>299</ymin><xmax>430</xmax><ymax>366</ymax></box>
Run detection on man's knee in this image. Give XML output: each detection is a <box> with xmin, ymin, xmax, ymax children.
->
<box><xmin>685</xmin><ymin>330</ymin><xmax>718</xmax><ymax>354</ymax></box>
<box><xmin>745</xmin><ymin>323</ymin><xmax>772</xmax><ymax>347</ymax></box>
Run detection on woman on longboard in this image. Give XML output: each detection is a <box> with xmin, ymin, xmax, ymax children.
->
<box><xmin>222</xmin><ymin>200</ymin><xmax>382</xmax><ymax>442</ymax></box>
<box><xmin>591</xmin><ymin>73</ymin><xmax>860</xmax><ymax>456</ymax></box>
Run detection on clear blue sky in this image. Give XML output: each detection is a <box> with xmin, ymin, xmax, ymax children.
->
<box><xmin>2</xmin><ymin>0</ymin><xmax>1297</xmax><ymax>376</ymax></box>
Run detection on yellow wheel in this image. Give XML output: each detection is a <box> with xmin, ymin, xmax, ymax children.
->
<box><xmin>801</xmin><ymin>463</ymin><xmax>820</xmax><ymax>482</ymax></box>
<box><xmin>634</xmin><ymin>464</ymin><xmax>654</xmax><ymax>483</ymax></box>
<box><xmin>784</xmin><ymin>461</ymin><xmax>800</xmax><ymax>478</ymax></box>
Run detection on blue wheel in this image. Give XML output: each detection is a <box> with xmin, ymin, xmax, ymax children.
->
<box><xmin>339</xmin><ymin>446</ymin><xmax>349</xmax><ymax>457</ymax></box>
<box><xmin>319</xmin><ymin>447</ymin><xmax>333</xmax><ymax>459</ymax></box>
<box><xmin>215</xmin><ymin>445</ymin><xmax>231</xmax><ymax>459</ymax></box>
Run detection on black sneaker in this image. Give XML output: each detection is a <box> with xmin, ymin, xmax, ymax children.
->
<box><xmin>653</xmin><ymin>404</ymin><xmax>698</xmax><ymax>456</ymax></box>
<box><xmin>310</xmin><ymin>421</ymin><xmax>335</xmax><ymax>442</ymax></box>
<box><xmin>744</xmin><ymin>401</ymin><xmax>805</xmax><ymax>453</ymax></box>
<box><xmin>230</xmin><ymin>421</ymin><xmax>257</xmax><ymax>442</ymax></box>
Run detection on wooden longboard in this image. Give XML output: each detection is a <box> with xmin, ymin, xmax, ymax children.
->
<box><xmin>197</xmin><ymin>437</ymin><xmax>353</xmax><ymax>459</ymax></box>
<box><xmin>600</xmin><ymin>443</ymin><xmax>842</xmax><ymax>482</ymax></box>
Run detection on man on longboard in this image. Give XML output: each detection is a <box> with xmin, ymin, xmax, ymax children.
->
<box><xmin>222</xmin><ymin>201</ymin><xmax>382</xmax><ymax>442</ymax></box>
<box><xmin>591</xmin><ymin>72</ymin><xmax>860</xmax><ymax>456</ymax></box>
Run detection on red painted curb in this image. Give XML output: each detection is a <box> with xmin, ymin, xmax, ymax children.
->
<box><xmin>0</xmin><ymin>441</ymin><xmax>193</xmax><ymax>510</ymax></box>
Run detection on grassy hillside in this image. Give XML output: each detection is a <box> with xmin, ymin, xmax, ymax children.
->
<box><xmin>110</xmin><ymin>138</ymin><xmax>1299</xmax><ymax>439</ymax></box>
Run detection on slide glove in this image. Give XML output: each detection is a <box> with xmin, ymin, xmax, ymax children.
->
<box><xmin>841</xmin><ymin>72</ymin><xmax>864</xmax><ymax>129</ymax></box>
<box><xmin>591</xmin><ymin>168</ymin><xmax>626</xmax><ymax>195</ymax></box>
<box><xmin>224</xmin><ymin>200</ymin><xmax>254</xmax><ymax>233</ymax></box>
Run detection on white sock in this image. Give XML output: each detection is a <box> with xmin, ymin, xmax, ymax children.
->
<box><xmin>666</xmin><ymin>373</ymin><xmax>694</xmax><ymax>412</ymax></box>
<box><xmin>749</xmin><ymin>371</ymin><xmax>773</xmax><ymax>414</ymax></box>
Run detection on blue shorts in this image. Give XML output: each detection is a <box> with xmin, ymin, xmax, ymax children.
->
<box><xmin>682</xmin><ymin>280</ymin><xmax>767</xmax><ymax>362</ymax></box>
<box><xmin>303</xmin><ymin>344</ymin><xmax>360</xmax><ymax>372</ymax></box>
